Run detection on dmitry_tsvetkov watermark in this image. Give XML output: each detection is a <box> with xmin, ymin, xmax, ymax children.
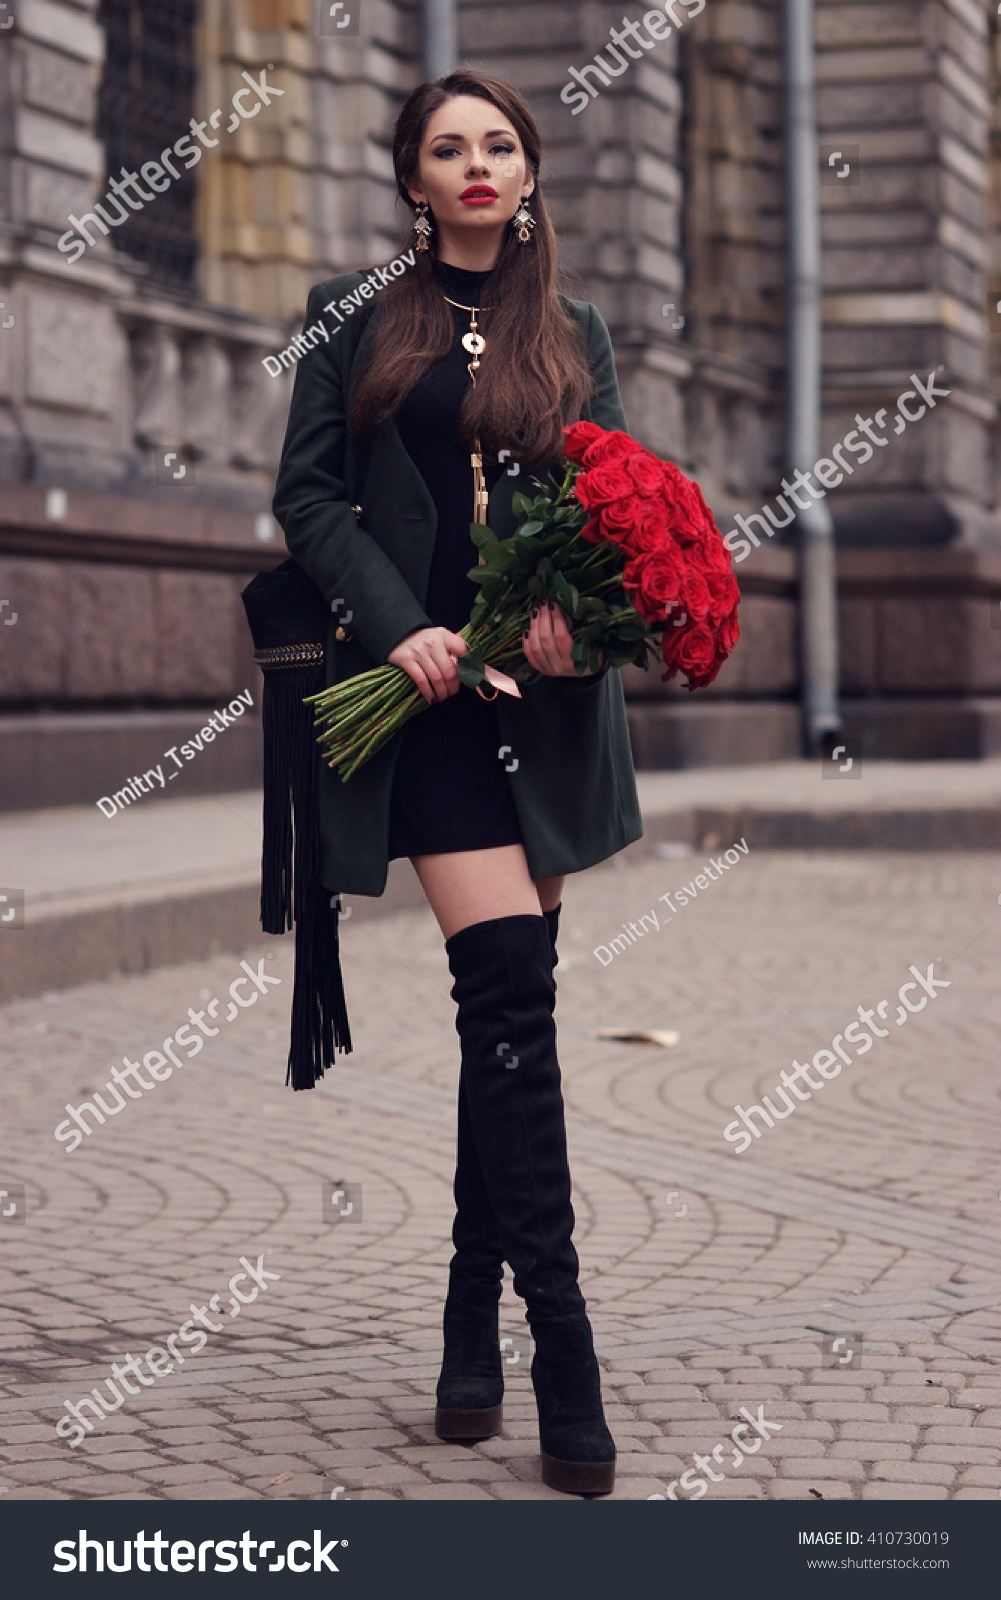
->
<box><xmin>95</xmin><ymin>690</ymin><xmax>253</xmax><ymax>818</ymax></box>
<box><xmin>262</xmin><ymin>248</ymin><xmax>417</xmax><ymax>377</ymax></box>
<box><xmin>595</xmin><ymin>837</ymin><xmax>748</xmax><ymax>965</ymax></box>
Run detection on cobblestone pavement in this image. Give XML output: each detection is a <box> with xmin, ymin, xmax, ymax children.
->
<box><xmin>1</xmin><ymin>846</ymin><xmax>1000</xmax><ymax>1501</ymax></box>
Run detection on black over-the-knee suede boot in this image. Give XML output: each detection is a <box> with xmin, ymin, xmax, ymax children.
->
<box><xmin>542</xmin><ymin>902</ymin><xmax>561</xmax><ymax>964</ymax></box>
<box><xmin>444</xmin><ymin>912</ymin><xmax>615</xmax><ymax>1495</ymax></box>
<box><xmin>434</xmin><ymin>1068</ymin><xmax>506</xmax><ymax>1439</ymax></box>
<box><xmin>435</xmin><ymin>906</ymin><xmax>564</xmax><ymax>1441</ymax></box>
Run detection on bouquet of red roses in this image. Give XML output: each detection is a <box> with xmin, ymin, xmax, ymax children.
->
<box><xmin>308</xmin><ymin>422</ymin><xmax>740</xmax><ymax>779</ymax></box>
<box><xmin>563</xmin><ymin>421</ymin><xmax>739</xmax><ymax>685</ymax></box>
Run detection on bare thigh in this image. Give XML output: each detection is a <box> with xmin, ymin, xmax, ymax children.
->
<box><xmin>412</xmin><ymin>844</ymin><xmax>565</xmax><ymax>942</ymax></box>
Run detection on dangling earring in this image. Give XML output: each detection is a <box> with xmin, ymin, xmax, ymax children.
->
<box><xmin>412</xmin><ymin>201</ymin><xmax>433</xmax><ymax>252</ymax></box>
<box><xmin>511</xmin><ymin>198</ymin><xmax>535</xmax><ymax>245</ymax></box>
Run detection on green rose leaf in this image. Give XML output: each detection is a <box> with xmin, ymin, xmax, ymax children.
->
<box><xmin>456</xmin><ymin>651</ymin><xmax>486</xmax><ymax>689</ymax></box>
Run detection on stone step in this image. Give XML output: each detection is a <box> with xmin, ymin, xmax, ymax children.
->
<box><xmin>3</xmin><ymin>760</ymin><xmax>1000</xmax><ymax>1003</ymax></box>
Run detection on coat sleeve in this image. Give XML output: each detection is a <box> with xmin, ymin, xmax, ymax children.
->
<box><xmin>583</xmin><ymin>302</ymin><xmax>629</xmax><ymax>433</ymax></box>
<box><xmin>272</xmin><ymin>283</ymin><xmax>433</xmax><ymax>666</ymax></box>
<box><xmin>555</xmin><ymin>300</ymin><xmax>628</xmax><ymax>688</ymax></box>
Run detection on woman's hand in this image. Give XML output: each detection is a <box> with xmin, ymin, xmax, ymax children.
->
<box><xmin>523</xmin><ymin>601</ymin><xmax>602</xmax><ymax>677</ymax></box>
<box><xmin>388</xmin><ymin>626</ymin><xmax>469</xmax><ymax>704</ymax></box>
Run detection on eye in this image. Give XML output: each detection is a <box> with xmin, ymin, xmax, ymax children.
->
<box><xmin>491</xmin><ymin>144</ymin><xmax>516</xmax><ymax>160</ymax></box>
<box><xmin>433</xmin><ymin>145</ymin><xmax>462</xmax><ymax>159</ymax></box>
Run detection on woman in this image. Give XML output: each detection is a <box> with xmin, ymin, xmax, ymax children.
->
<box><xmin>272</xmin><ymin>69</ymin><xmax>643</xmax><ymax>1497</ymax></box>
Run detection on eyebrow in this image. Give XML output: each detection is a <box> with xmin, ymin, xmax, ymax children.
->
<box><xmin>429</xmin><ymin>129</ymin><xmax>515</xmax><ymax>143</ymax></box>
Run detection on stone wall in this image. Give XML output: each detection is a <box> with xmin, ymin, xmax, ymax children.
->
<box><xmin>0</xmin><ymin>0</ymin><xmax>1000</xmax><ymax>807</ymax></box>
<box><xmin>813</xmin><ymin>0</ymin><xmax>993</xmax><ymax>549</ymax></box>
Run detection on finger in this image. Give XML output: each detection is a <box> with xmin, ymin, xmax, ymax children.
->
<box><xmin>425</xmin><ymin>640</ymin><xmax>461</xmax><ymax>693</ymax></box>
<box><xmin>414</xmin><ymin>647</ymin><xmax>448</xmax><ymax>702</ymax></box>
<box><xmin>435</xmin><ymin>663</ymin><xmax>461</xmax><ymax>697</ymax></box>
<box><xmin>426</xmin><ymin>667</ymin><xmax>451</xmax><ymax>703</ymax></box>
<box><xmin>548</xmin><ymin>604</ymin><xmax>578</xmax><ymax>673</ymax></box>
<box><xmin>522</xmin><ymin>623</ymin><xmax>541</xmax><ymax>675</ymax></box>
<box><xmin>408</xmin><ymin>663</ymin><xmax>435</xmax><ymax>704</ymax></box>
<box><xmin>433</xmin><ymin>658</ymin><xmax>461</xmax><ymax>699</ymax></box>
<box><xmin>444</xmin><ymin>630</ymin><xmax>469</xmax><ymax>656</ymax></box>
<box><xmin>548</xmin><ymin>603</ymin><xmax>572</xmax><ymax>644</ymax></box>
<box><xmin>433</xmin><ymin>636</ymin><xmax>462</xmax><ymax>677</ymax></box>
<box><xmin>528</xmin><ymin>612</ymin><xmax>557</xmax><ymax>674</ymax></box>
<box><xmin>542</xmin><ymin>603</ymin><xmax>567</xmax><ymax>655</ymax></box>
<box><xmin>533</xmin><ymin>607</ymin><xmax>565</xmax><ymax>675</ymax></box>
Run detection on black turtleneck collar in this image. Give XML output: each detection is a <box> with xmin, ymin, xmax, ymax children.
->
<box><xmin>432</xmin><ymin>257</ymin><xmax>496</xmax><ymax>302</ymax></box>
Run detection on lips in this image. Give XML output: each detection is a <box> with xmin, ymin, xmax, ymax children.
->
<box><xmin>460</xmin><ymin>185</ymin><xmax>499</xmax><ymax>203</ymax></box>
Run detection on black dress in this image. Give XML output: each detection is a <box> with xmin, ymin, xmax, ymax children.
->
<box><xmin>386</xmin><ymin>261</ymin><xmax>526</xmax><ymax>861</ymax></box>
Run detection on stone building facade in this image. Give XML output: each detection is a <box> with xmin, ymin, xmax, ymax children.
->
<box><xmin>1</xmin><ymin>0</ymin><xmax>999</xmax><ymax>808</ymax></box>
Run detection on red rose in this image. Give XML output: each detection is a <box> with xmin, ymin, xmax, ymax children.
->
<box><xmin>682</xmin><ymin>474</ymin><xmax>718</xmax><ymax>525</ymax></box>
<box><xmin>706</xmin><ymin>568</ymin><xmax>740</xmax><ymax>615</ymax></box>
<box><xmin>717</xmin><ymin>611</ymin><xmax>740</xmax><ymax>653</ymax></box>
<box><xmin>600</xmin><ymin>492</ymin><xmax>648</xmax><ymax>543</ymax></box>
<box><xmin>576</xmin><ymin>461</ymin><xmax>635</xmax><ymax>506</ymax></box>
<box><xmin>673</xmin><ymin>623</ymin><xmax>717</xmax><ymax>679</ymax></box>
<box><xmin>628</xmin><ymin>500</ymin><xmax>669</xmax><ymax>552</ymax></box>
<box><xmin>698</xmin><ymin>511</ymin><xmax>730</xmax><ymax>570</ymax></box>
<box><xmin>661</xmin><ymin>465</ymin><xmax>710</xmax><ymax>542</ymax></box>
<box><xmin>688</xmin><ymin>660</ymin><xmax>725</xmax><ymax>692</ymax></box>
<box><xmin>661</xmin><ymin>621</ymin><xmax>684</xmax><ymax>660</ymax></box>
<box><xmin>573</xmin><ymin>476</ymin><xmax>598</xmax><ymax>513</ymax></box>
<box><xmin>699</xmin><ymin>533</ymin><xmax>732</xmax><ymax>574</ymax></box>
<box><xmin>660</xmin><ymin>622</ymin><xmax>688</xmax><ymax>679</ymax></box>
<box><xmin>680</xmin><ymin>570</ymin><xmax>712</xmax><ymax>622</ymax></box>
<box><xmin>693</xmin><ymin>507</ymin><xmax>730</xmax><ymax>568</ymax></box>
<box><xmin>563</xmin><ymin>421</ymin><xmax>605</xmax><ymax>463</ymax></box>
<box><xmin>623</xmin><ymin>546</ymin><xmax>687</xmax><ymax>621</ymax></box>
<box><xmin>580</xmin><ymin>430</ymin><xmax>638</xmax><ymax>468</ymax></box>
<box><xmin>685</xmin><ymin>475</ymin><xmax>710</xmax><ymax>513</ymax></box>
<box><xmin>578</xmin><ymin>514</ymin><xmax>603</xmax><ymax>544</ymax></box>
<box><xmin>624</xmin><ymin>452</ymin><xmax>667</xmax><ymax>496</ymax></box>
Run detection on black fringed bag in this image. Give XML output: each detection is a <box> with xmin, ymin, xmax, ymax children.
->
<box><xmin>241</xmin><ymin>560</ymin><xmax>352</xmax><ymax>1088</ymax></box>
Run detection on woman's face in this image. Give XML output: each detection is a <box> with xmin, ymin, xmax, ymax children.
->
<box><xmin>407</xmin><ymin>94</ymin><xmax>535</xmax><ymax>241</ymax></box>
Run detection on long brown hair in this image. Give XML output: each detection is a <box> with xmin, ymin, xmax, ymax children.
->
<box><xmin>352</xmin><ymin>70</ymin><xmax>594</xmax><ymax>467</ymax></box>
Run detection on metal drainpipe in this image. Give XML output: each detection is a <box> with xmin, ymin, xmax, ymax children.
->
<box><xmin>424</xmin><ymin>0</ymin><xmax>457</xmax><ymax>80</ymax></box>
<box><xmin>785</xmin><ymin>0</ymin><xmax>841</xmax><ymax>752</ymax></box>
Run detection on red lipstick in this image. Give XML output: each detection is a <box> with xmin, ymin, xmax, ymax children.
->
<box><xmin>460</xmin><ymin>185</ymin><xmax>499</xmax><ymax>205</ymax></box>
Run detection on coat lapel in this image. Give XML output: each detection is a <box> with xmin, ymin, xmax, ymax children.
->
<box><xmin>346</xmin><ymin>305</ymin><xmax>437</xmax><ymax>528</ymax></box>
<box><xmin>342</xmin><ymin>294</ymin><xmax>597</xmax><ymax>544</ymax></box>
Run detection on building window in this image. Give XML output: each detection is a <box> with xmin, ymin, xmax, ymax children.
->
<box><xmin>96</xmin><ymin>0</ymin><xmax>199</xmax><ymax>290</ymax></box>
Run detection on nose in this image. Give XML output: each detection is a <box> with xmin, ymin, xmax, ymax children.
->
<box><xmin>465</xmin><ymin>147</ymin><xmax>491</xmax><ymax>178</ymax></box>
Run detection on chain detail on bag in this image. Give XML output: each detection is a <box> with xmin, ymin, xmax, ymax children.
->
<box><xmin>254</xmin><ymin>643</ymin><xmax>325</xmax><ymax>671</ymax></box>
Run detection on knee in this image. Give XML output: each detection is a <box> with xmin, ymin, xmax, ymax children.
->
<box><xmin>533</xmin><ymin>876</ymin><xmax>564</xmax><ymax>913</ymax></box>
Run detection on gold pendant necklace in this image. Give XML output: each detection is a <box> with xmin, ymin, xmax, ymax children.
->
<box><xmin>441</xmin><ymin>293</ymin><xmax>491</xmax><ymax>375</ymax></box>
<box><xmin>442</xmin><ymin>293</ymin><xmax>492</xmax><ymax>525</ymax></box>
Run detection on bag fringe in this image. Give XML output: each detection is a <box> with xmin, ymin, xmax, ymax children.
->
<box><xmin>259</xmin><ymin>663</ymin><xmax>352</xmax><ymax>1088</ymax></box>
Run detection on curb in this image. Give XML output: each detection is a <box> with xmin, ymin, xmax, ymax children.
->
<box><xmin>630</xmin><ymin>805</ymin><xmax>1001</xmax><ymax>856</ymax></box>
<box><xmin>4</xmin><ymin>803</ymin><xmax>999</xmax><ymax>1007</ymax></box>
<box><xmin>1</xmin><ymin>861</ymin><xmax>428</xmax><ymax>1007</ymax></box>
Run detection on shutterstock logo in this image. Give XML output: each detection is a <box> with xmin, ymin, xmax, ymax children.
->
<box><xmin>53</xmin><ymin>1529</ymin><xmax>346</xmax><ymax>1573</ymax></box>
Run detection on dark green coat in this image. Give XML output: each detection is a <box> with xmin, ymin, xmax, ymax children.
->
<box><xmin>272</xmin><ymin>270</ymin><xmax>644</xmax><ymax>897</ymax></box>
